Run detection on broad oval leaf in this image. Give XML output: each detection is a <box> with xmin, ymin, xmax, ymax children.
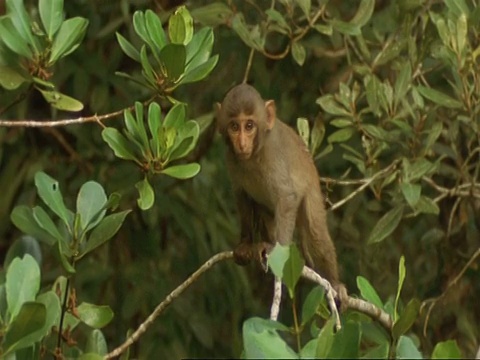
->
<box><xmin>77</xmin><ymin>302</ymin><xmax>114</xmax><ymax>329</ymax></box>
<box><xmin>145</xmin><ymin>10</ymin><xmax>167</xmax><ymax>53</ymax></box>
<box><xmin>168</xmin><ymin>6</ymin><xmax>193</xmax><ymax>45</ymax></box>
<box><xmin>34</xmin><ymin>172</ymin><xmax>73</xmax><ymax>229</ymax></box>
<box><xmin>37</xmin><ymin>89</ymin><xmax>84</xmax><ymax>111</ymax></box>
<box><xmin>116</xmin><ymin>32</ymin><xmax>140</xmax><ymax>62</ymax></box>
<box><xmin>291</xmin><ymin>41</ymin><xmax>306</xmax><ymax>66</ymax></box>
<box><xmin>80</xmin><ymin>210</ymin><xmax>131</xmax><ymax>257</ymax></box>
<box><xmin>101</xmin><ymin>127</ymin><xmax>139</xmax><ymax>161</ymax></box>
<box><xmin>328</xmin><ymin>128</ymin><xmax>354</xmax><ymax>143</ymax></box>
<box><xmin>268</xmin><ymin>243</ymin><xmax>290</xmax><ymax>279</ymax></box>
<box><xmin>396</xmin><ymin>335</ymin><xmax>423</xmax><ymax>359</ymax></box>
<box><xmin>392</xmin><ymin>298</ymin><xmax>420</xmax><ymax>340</ymax></box>
<box><xmin>161</xmin><ymin>163</ymin><xmax>200</xmax><ymax>179</ymax></box>
<box><xmin>135</xmin><ymin>177</ymin><xmax>154</xmax><ymax>210</ymax></box>
<box><xmin>357</xmin><ymin>276</ymin><xmax>383</xmax><ymax>309</ymax></box>
<box><xmin>400</xmin><ymin>182</ymin><xmax>421</xmax><ymax>208</ymax></box>
<box><xmin>11</xmin><ymin>206</ymin><xmax>57</xmax><ymax>246</ymax></box>
<box><xmin>432</xmin><ymin>340</ymin><xmax>462</xmax><ymax>359</ymax></box>
<box><xmin>39</xmin><ymin>0</ymin><xmax>64</xmax><ymax>39</ymax></box>
<box><xmin>3</xmin><ymin>302</ymin><xmax>46</xmax><ymax>355</ymax></box>
<box><xmin>6</xmin><ymin>255</ymin><xmax>41</xmax><ymax>318</ymax></box>
<box><xmin>243</xmin><ymin>317</ymin><xmax>297</xmax><ymax>359</ymax></box>
<box><xmin>367</xmin><ymin>205</ymin><xmax>404</xmax><ymax>244</ymax></box>
<box><xmin>180</xmin><ymin>55</ymin><xmax>218</xmax><ymax>85</ymax></box>
<box><xmin>317</xmin><ymin>95</ymin><xmax>351</xmax><ymax>116</ymax></box>
<box><xmin>283</xmin><ymin>245</ymin><xmax>305</xmax><ymax>298</ymax></box>
<box><xmin>0</xmin><ymin>17</ymin><xmax>32</xmax><ymax>58</ymax></box>
<box><xmin>301</xmin><ymin>286</ymin><xmax>325</xmax><ymax>325</ymax></box>
<box><xmin>160</xmin><ymin>43</ymin><xmax>186</xmax><ymax>83</ymax></box>
<box><xmin>49</xmin><ymin>17</ymin><xmax>89</xmax><ymax>63</ymax></box>
<box><xmin>77</xmin><ymin>181</ymin><xmax>107</xmax><ymax>231</ymax></box>
<box><xmin>0</xmin><ymin>65</ymin><xmax>28</xmax><ymax>90</ymax></box>
<box><xmin>6</xmin><ymin>0</ymin><xmax>39</xmax><ymax>51</ymax></box>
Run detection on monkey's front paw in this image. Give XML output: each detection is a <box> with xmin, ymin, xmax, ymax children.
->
<box><xmin>333</xmin><ymin>282</ymin><xmax>348</xmax><ymax>312</ymax></box>
<box><xmin>233</xmin><ymin>243</ymin><xmax>253</xmax><ymax>266</ymax></box>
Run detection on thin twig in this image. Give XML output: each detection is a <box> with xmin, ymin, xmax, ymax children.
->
<box><xmin>243</xmin><ymin>48</ymin><xmax>255</xmax><ymax>84</ymax></box>
<box><xmin>104</xmin><ymin>251</ymin><xmax>234</xmax><ymax>359</ymax></box>
<box><xmin>0</xmin><ymin>98</ymin><xmax>156</xmax><ymax>128</ymax></box>
<box><xmin>328</xmin><ymin>160</ymin><xmax>400</xmax><ymax>211</ymax></box>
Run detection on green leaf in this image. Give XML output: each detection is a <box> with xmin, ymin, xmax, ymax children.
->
<box><xmin>34</xmin><ymin>172</ymin><xmax>73</xmax><ymax>230</ymax></box>
<box><xmin>161</xmin><ymin>163</ymin><xmax>201</xmax><ymax>179</ymax></box>
<box><xmin>4</xmin><ymin>236</ymin><xmax>42</xmax><ymax>268</ymax></box>
<box><xmin>301</xmin><ymin>286</ymin><xmax>325</xmax><ymax>325</ymax></box>
<box><xmin>145</xmin><ymin>10</ymin><xmax>167</xmax><ymax>54</ymax></box>
<box><xmin>80</xmin><ymin>210</ymin><xmax>131</xmax><ymax>257</ymax></box>
<box><xmin>180</xmin><ymin>55</ymin><xmax>218</xmax><ymax>85</ymax></box>
<box><xmin>400</xmin><ymin>182</ymin><xmax>421</xmax><ymax>208</ymax></box>
<box><xmin>329</xmin><ymin>0</ymin><xmax>374</xmax><ymax>35</ymax></box>
<box><xmin>415</xmin><ymin>196</ymin><xmax>440</xmax><ymax>215</ymax></box>
<box><xmin>169</xmin><ymin>6</ymin><xmax>193</xmax><ymax>45</ymax></box>
<box><xmin>317</xmin><ymin>94</ymin><xmax>351</xmax><ymax>116</ymax></box>
<box><xmin>6</xmin><ymin>0</ymin><xmax>39</xmax><ymax>52</ymax></box>
<box><xmin>0</xmin><ymin>65</ymin><xmax>28</xmax><ymax>89</ymax></box>
<box><xmin>367</xmin><ymin>205</ymin><xmax>404</xmax><ymax>244</ymax></box>
<box><xmin>291</xmin><ymin>41</ymin><xmax>306</xmax><ymax>66</ymax></box>
<box><xmin>396</xmin><ymin>335</ymin><xmax>423</xmax><ymax>359</ymax></box>
<box><xmin>164</xmin><ymin>103</ymin><xmax>186</xmax><ymax>128</ymax></box>
<box><xmin>101</xmin><ymin>127</ymin><xmax>139</xmax><ymax>162</ymax></box>
<box><xmin>268</xmin><ymin>243</ymin><xmax>290</xmax><ymax>279</ymax></box>
<box><xmin>77</xmin><ymin>181</ymin><xmax>107</xmax><ymax>231</ymax></box>
<box><xmin>416</xmin><ymin>86</ymin><xmax>462</xmax><ymax>109</ymax></box>
<box><xmin>328</xmin><ymin>128</ymin><xmax>354</xmax><ymax>143</ymax></box>
<box><xmin>356</xmin><ymin>276</ymin><xmax>383</xmax><ymax>309</ymax></box>
<box><xmin>11</xmin><ymin>206</ymin><xmax>57</xmax><ymax>246</ymax></box>
<box><xmin>243</xmin><ymin>318</ymin><xmax>297</xmax><ymax>359</ymax></box>
<box><xmin>231</xmin><ymin>13</ymin><xmax>264</xmax><ymax>51</ymax></box>
<box><xmin>169</xmin><ymin>120</ymin><xmax>200</xmax><ymax>161</ymax></box>
<box><xmin>185</xmin><ymin>27</ymin><xmax>214</xmax><ymax>69</ymax></box>
<box><xmin>32</xmin><ymin>206</ymin><xmax>64</xmax><ymax>243</ymax></box>
<box><xmin>6</xmin><ymin>255</ymin><xmax>41</xmax><ymax>318</ymax></box>
<box><xmin>315</xmin><ymin>319</ymin><xmax>335</xmax><ymax>358</ymax></box>
<box><xmin>394</xmin><ymin>63</ymin><xmax>412</xmax><ymax>107</ymax></box>
<box><xmin>3</xmin><ymin>302</ymin><xmax>46</xmax><ymax>355</ymax></box>
<box><xmin>191</xmin><ymin>3</ymin><xmax>233</xmax><ymax>27</ymax></box>
<box><xmin>394</xmin><ymin>255</ymin><xmax>406</xmax><ymax>321</ymax></box>
<box><xmin>310</xmin><ymin>119</ymin><xmax>325</xmax><ymax>154</ymax></box>
<box><xmin>85</xmin><ymin>329</ymin><xmax>108</xmax><ymax>355</ymax></box>
<box><xmin>39</xmin><ymin>0</ymin><xmax>64</xmax><ymax>39</ymax></box>
<box><xmin>116</xmin><ymin>32</ymin><xmax>140</xmax><ymax>62</ymax></box>
<box><xmin>296</xmin><ymin>117</ymin><xmax>310</xmax><ymax>148</ymax></box>
<box><xmin>148</xmin><ymin>102</ymin><xmax>162</xmax><ymax>157</ymax></box>
<box><xmin>0</xmin><ymin>17</ymin><xmax>33</xmax><ymax>58</ymax></box>
<box><xmin>392</xmin><ymin>298</ymin><xmax>420</xmax><ymax>340</ymax></box>
<box><xmin>37</xmin><ymin>88</ymin><xmax>84</xmax><ymax>111</ymax></box>
<box><xmin>283</xmin><ymin>245</ymin><xmax>305</xmax><ymax>298</ymax></box>
<box><xmin>135</xmin><ymin>177</ymin><xmax>155</xmax><ymax>210</ymax></box>
<box><xmin>160</xmin><ymin>43</ymin><xmax>186</xmax><ymax>83</ymax></box>
<box><xmin>431</xmin><ymin>340</ymin><xmax>462</xmax><ymax>359</ymax></box>
<box><xmin>49</xmin><ymin>17</ymin><xmax>89</xmax><ymax>63</ymax></box>
<box><xmin>327</xmin><ymin>321</ymin><xmax>361</xmax><ymax>358</ymax></box>
<box><xmin>266</xmin><ymin>9</ymin><xmax>291</xmax><ymax>34</ymax></box>
<box><xmin>77</xmin><ymin>302</ymin><xmax>114</xmax><ymax>329</ymax></box>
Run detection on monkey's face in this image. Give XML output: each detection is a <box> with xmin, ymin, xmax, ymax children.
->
<box><xmin>226</xmin><ymin>113</ymin><xmax>258</xmax><ymax>160</ymax></box>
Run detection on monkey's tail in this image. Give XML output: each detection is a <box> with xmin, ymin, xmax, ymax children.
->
<box><xmin>299</xmin><ymin>192</ymin><xmax>339</xmax><ymax>283</ymax></box>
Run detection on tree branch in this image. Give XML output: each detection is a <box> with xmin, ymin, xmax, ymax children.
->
<box><xmin>104</xmin><ymin>251</ymin><xmax>234</xmax><ymax>359</ymax></box>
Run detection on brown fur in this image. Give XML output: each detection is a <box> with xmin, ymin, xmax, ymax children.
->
<box><xmin>217</xmin><ymin>84</ymin><xmax>344</xmax><ymax>292</ymax></box>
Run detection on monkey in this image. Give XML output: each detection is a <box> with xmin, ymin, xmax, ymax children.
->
<box><xmin>216</xmin><ymin>84</ymin><xmax>347</xmax><ymax>302</ymax></box>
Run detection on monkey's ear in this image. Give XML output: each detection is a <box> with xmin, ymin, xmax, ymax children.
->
<box><xmin>265</xmin><ymin>100</ymin><xmax>276</xmax><ymax>130</ymax></box>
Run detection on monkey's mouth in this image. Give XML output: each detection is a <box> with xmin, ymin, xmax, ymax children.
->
<box><xmin>236</xmin><ymin>151</ymin><xmax>252</xmax><ymax>160</ymax></box>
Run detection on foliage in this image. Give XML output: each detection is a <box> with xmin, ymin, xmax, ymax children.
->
<box><xmin>0</xmin><ymin>0</ymin><xmax>87</xmax><ymax>110</ymax></box>
<box><xmin>0</xmin><ymin>0</ymin><xmax>479</xmax><ymax>359</ymax></box>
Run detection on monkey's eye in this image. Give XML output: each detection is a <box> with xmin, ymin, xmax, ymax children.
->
<box><xmin>245</xmin><ymin>120</ymin><xmax>255</xmax><ymax>132</ymax></box>
<box><xmin>229</xmin><ymin>122</ymin><xmax>240</xmax><ymax>132</ymax></box>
